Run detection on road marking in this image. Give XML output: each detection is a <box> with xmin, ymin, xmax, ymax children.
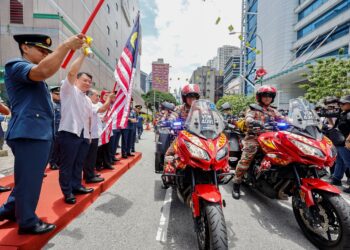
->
<box><xmin>156</xmin><ymin>188</ymin><xmax>172</xmax><ymax>242</ymax></box>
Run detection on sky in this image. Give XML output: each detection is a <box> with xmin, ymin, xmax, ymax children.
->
<box><xmin>139</xmin><ymin>0</ymin><xmax>242</xmax><ymax>92</ymax></box>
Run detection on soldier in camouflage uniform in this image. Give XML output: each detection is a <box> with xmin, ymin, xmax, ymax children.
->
<box><xmin>163</xmin><ymin>84</ymin><xmax>201</xmax><ymax>175</ymax></box>
<box><xmin>232</xmin><ymin>85</ymin><xmax>284</xmax><ymax>199</ymax></box>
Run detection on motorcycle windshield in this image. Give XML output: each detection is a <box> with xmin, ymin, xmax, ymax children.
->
<box><xmin>288</xmin><ymin>98</ymin><xmax>323</xmax><ymax>139</ymax></box>
<box><xmin>185</xmin><ymin>99</ymin><xmax>225</xmax><ymax>139</ymax></box>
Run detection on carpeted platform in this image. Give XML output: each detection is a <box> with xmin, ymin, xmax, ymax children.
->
<box><xmin>0</xmin><ymin>153</ymin><xmax>142</xmax><ymax>250</ymax></box>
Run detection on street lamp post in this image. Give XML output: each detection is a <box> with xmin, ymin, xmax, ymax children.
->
<box><xmin>229</xmin><ymin>31</ymin><xmax>264</xmax><ymax>69</ymax></box>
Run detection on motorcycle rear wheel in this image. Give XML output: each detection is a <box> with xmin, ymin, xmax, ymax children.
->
<box><xmin>292</xmin><ymin>191</ymin><xmax>350</xmax><ymax>250</ymax></box>
<box><xmin>196</xmin><ymin>202</ymin><xmax>228</xmax><ymax>250</ymax></box>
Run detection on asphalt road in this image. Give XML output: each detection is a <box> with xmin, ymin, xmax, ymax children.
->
<box><xmin>43</xmin><ymin>130</ymin><xmax>348</xmax><ymax>250</ymax></box>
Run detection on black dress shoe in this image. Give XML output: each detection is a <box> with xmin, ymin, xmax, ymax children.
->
<box><xmin>18</xmin><ymin>220</ymin><xmax>56</xmax><ymax>235</ymax></box>
<box><xmin>73</xmin><ymin>186</ymin><xmax>94</xmax><ymax>195</ymax></box>
<box><xmin>122</xmin><ymin>154</ymin><xmax>128</xmax><ymax>159</ymax></box>
<box><xmin>0</xmin><ymin>212</ymin><xmax>16</xmax><ymax>222</ymax></box>
<box><xmin>127</xmin><ymin>153</ymin><xmax>135</xmax><ymax>157</ymax></box>
<box><xmin>50</xmin><ymin>164</ymin><xmax>59</xmax><ymax>170</ymax></box>
<box><xmin>131</xmin><ymin>150</ymin><xmax>135</xmax><ymax>153</ymax></box>
<box><xmin>64</xmin><ymin>194</ymin><xmax>76</xmax><ymax>204</ymax></box>
<box><xmin>112</xmin><ymin>157</ymin><xmax>119</xmax><ymax>161</ymax></box>
<box><xmin>86</xmin><ymin>176</ymin><xmax>105</xmax><ymax>183</ymax></box>
<box><xmin>104</xmin><ymin>164</ymin><xmax>114</xmax><ymax>170</ymax></box>
<box><xmin>0</xmin><ymin>186</ymin><xmax>11</xmax><ymax>192</ymax></box>
<box><xmin>94</xmin><ymin>173</ymin><xmax>101</xmax><ymax>177</ymax></box>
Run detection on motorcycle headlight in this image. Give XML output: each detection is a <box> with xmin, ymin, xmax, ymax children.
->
<box><xmin>216</xmin><ymin>146</ymin><xmax>228</xmax><ymax>160</ymax></box>
<box><xmin>184</xmin><ymin>141</ymin><xmax>210</xmax><ymax>161</ymax></box>
<box><xmin>290</xmin><ymin>140</ymin><xmax>325</xmax><ymax>158</ymax></box>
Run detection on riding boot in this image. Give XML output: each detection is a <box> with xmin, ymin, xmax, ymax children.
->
<box><xmin>232</xmin><ymin>183</ymin><xmax>241</xmax><ymax>200</ymax></box>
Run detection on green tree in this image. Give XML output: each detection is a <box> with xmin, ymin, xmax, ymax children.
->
<box><xmin>216</xmin><ymin>94</ymin><xmax>255</xmax><ymax>115</ymax></box>
<box><xmin>142</xmin><ymin>90</ymin><xmax>177</xmax><ymax>112</ymax></box>
<box><xmin>300</xmin><ymin>53</ymin><xmax>350</xmax><ymax>103</ymax></box>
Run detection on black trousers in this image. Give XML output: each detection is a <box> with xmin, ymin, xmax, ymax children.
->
<box><xmin>97</xmin><ymin>142</ymin><xmax>111</xmax><ymax>169</ymax></box>
<box><xmin>49</xmin><ymin>134</ymin><xmax>61</xmax><ymax>166</ymax></box>
<box><xmin>58</xmin><ymin>131</ymin><xmax>90</xmax><ymax>196</ymax></box>
<box><xmin>0</xmin><ymin>139</ymin><xmax>52</xmax><ymax>228</ymax></box>
<box><xmin>83</xmin><ymin>138</ymin><xmax>99</xmax><ymax>180</ymax></box>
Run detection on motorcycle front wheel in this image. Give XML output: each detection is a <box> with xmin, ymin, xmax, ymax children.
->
<box><xmin>292</xmin><ymin>191</ymin><xmax>350</xmax><ymax>250</ymax></box>
<box><xmin>196</xmin><ymin>202</ymin><xmax>228</xmax><ymax>250</ymax></box>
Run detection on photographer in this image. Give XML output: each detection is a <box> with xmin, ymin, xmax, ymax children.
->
<box><xmin>329</xmin><ymin>95</ymin><xmax>350</xmax><ymax>191</ymax></box>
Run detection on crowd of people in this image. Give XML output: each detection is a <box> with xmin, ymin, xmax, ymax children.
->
<box><xmin>0</xmin><ymin>33</ymin><xmax>144</xmax><ymax>235</ymax></box>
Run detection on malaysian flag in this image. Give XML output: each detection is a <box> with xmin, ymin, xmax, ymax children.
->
<box><xmin>100</xmin><ymin>13</ymin><xmax>140</xmax><ymax>145</ymax></box>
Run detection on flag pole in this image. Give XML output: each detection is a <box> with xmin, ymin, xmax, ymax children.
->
<box><xmin>61</xmin><ymin>0</ymin><xmax>105</xmax><ymax>69</ymax></box>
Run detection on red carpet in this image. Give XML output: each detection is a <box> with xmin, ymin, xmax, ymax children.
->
<box><xmin>0</xmin><ymin>153</ymin><xmax>142</xmax><ymax>250</ymax></box>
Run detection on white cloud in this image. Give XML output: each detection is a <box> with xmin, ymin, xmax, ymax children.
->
<box><xmin>140</xmin><ymin>0</ymin><xmax>242</xmax><ymax>91</ymax></box>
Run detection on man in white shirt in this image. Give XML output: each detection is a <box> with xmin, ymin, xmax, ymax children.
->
<box><xmin>58</xmin><ymin>53</ymin><xmax>93</xmax><ymax>204</ymax></box>
<box><xmin>83</xmin><ymin>89</ymin><xmax>114</xmax><ymax>183</ymax></box>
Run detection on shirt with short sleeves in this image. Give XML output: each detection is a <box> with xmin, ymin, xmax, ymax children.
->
<box><xmin>58</xmin><ymin>78</ymin><xmax>92</xmax><ymax>139</ymax></box>
<box><xmin>4</xmin><ymin>58</ymin><xmax>54</xmax><ymax>140</ymax></box>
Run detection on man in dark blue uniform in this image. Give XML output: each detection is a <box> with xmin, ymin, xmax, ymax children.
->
<box><xmin>49</xmin><ymin>86</ymin><xmax>61</xmax><ymax>170</ymax></box>
<box><xmin>0</xmin><ymin>33</ymin><xmax>84</xmax><ymax>234</ymax></box>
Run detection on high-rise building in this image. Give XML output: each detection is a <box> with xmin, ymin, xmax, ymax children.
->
<box><xmin>146</xmin><ymin>72</ymin><xmax>152</xmax><ymax>93</ymax></box>
<box><xmin>217</xmin><ymin>45</ymin><xmax>240</xmax><ymax>72</ymax></box>
<box><xmin>207</xmin><ymin>46</ymin><xmax>240</xmax><ymax>73</ymax></box>
<box><xmin>224</xmin><ymin>55</ymin><xmax>241</xmax><ymax>92</ymax></box>
<box><xmin>0</xmin><ymin>0</ymin><xmax>140</xmax><ymax>99</ymax></box>
<box><xmin>189</xmin><ymin>66</ymin><xmax>223</xmax><ymax>103</ymax></box>
<box><xmin>241</xmin><ymin>0</ymin><xmax>350</xmax><ymax>108</ymax></box>
<box><xmin>151</xmin><ymin>58</ymin><xmax>170</xmax><ymax>92</ymax></box>
<box><xmin>140</xmin><ymin>71</ymin><xmax>148</xmax><ymax>93</ymax></box>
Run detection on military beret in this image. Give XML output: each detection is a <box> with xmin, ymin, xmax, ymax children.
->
<box><xmin>13</xmin><ymin>34</ymin><xmax>53</xmax><ymax>53</ymax></box>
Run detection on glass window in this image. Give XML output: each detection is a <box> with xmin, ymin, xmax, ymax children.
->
<box><xmin>297</xmin><ymin>0</ymin><xmax>350</xmax><ymax>39</ymax></box>
<box><xmin>116</xmin><ymin>40</ymin><xmax>118</xmax><ymax>47</ymax></box>
<box><xmin>116</xmin><ymin>21</ymin><xmax>118</xmax><ymax>29</ymax></box>
<box><xmin>107</xmin><ymin>26</ymin><xmax>110</xmax><ymax>35</ymax></box>
<box><xmin>318</xmin><ymin>46</ymin><xmax>349</xmax><ymax>58</ymax></box>
<box><xmin>107</xmin><ymin>48</ymin><xmax>110</xmax><ymax>56</ymax></box>
<box><xmin>10</xmin><ymin>0</ymin><xmax>24</xmax><ymax>24</ymax></box>
<box><xmin>296</xmin><ymin>21</ymin><xmax>350</xmax><ymax>57</ymax></box>
<box><xmin>116</xmin><ymin>3</ymin><xmax>119</xmax><ymax>11</ymax></box>
<box><xmin>107</xmin><ymin>4</ymin><xmax>110</xmax><ymax>14</ymax></box>
<box><xmin>298</xmin><ymin>0</ymin><xmax>328</xmax><ymax>20</ymax></box>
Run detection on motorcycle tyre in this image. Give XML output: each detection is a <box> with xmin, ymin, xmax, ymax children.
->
<box><xmin>292</xmin><ymin>191</ymin><xmax>350</xmax><ymax>250</ymax></box>
<box><xmin>197</xmin><ymin>202</ymin><xmax>228</xmax><ymax>250</ymax></box>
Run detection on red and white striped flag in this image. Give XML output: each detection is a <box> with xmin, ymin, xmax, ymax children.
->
<box><xmin>100</xmin><ymin>13</ymin><xmax>140</xmax><ymax>145</ymax></box>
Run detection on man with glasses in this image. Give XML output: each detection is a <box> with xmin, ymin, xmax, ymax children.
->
<box><xmin>0</xmin><ymin>33</ymin><xmax>84</xmax><ymax>234</ymax></box>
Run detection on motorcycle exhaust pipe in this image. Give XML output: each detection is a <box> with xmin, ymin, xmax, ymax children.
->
<box><xmin>277</xmin><ymin>180</ymin><xmax>291</xmax><ymax>200</ymax></box>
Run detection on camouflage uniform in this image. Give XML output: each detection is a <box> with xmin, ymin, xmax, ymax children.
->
<box><xmin>164</xmin><ymin>104</ymin><xmax>191</xmax><ymax>169</ymax></box>
<box><xmin>233</xmin><ymin>105</ymin><xmax>283</xmax><ymax>183</ymax></box>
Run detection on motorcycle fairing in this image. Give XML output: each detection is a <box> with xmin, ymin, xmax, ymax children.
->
<box><xmin>192</xmin><ymin>184</ymin><xmax>222</xmax><ymax>217</ymax></box>
<box><xmin>300</xmin><ymin>178</ymin><xmax>341</xmax><ymax>207</ymax></box>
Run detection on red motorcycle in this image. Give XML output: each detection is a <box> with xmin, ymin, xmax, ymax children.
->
<box><xmin>162</xmin><ymin>100</ymin><xmax>233</xmax><ymax>250</ymax></box>
<box><xmin>233</xmin><ymin>98</ymin><xmax>350</xmax><ymax>249</ymax></box>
